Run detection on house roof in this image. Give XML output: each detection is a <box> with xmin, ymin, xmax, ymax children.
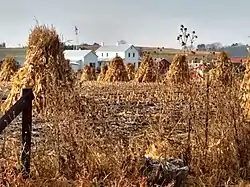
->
<box><xmin>64</xmin><ymin>50</ymin><xmax>97</xmax><ymax>59</ymax></box>
<box><xmin>96</xmin><ymin>44</ymin><xmax>133</xmax><ymax>52</ymax></box>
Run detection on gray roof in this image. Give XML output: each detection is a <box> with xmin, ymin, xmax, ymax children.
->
<box><xmin>96</xmin><ymin>44</ymin><xmax>133</xmax><ymax>52</ymax></box>
<box><xmin>64</xmin><ymin>50</ymin><xmax>97</xmax><ymax>61</ymax></box>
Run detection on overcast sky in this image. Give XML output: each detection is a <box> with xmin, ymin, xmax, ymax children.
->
<box><xmin>1</xmin><ymin>0</ymin><xmax>250</xmax><ymax>48</ymax></box>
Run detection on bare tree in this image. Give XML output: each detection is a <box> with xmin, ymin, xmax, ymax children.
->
<box><xmin>177</xmin><ymin>25</ymin><xmax>198</xmax><ymax>53</ymax></box>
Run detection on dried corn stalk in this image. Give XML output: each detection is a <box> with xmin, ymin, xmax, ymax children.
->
<box><xmin>240</xmin><ymin>59</ymin><xmax>250</xmax><ymax>118</ymax></box>
<box><xmin>126</xmin><ymin>63</ymin><xmax>135</xmax><ymax>81</ymax></box>
<box><xmin>209</xmin><ymin>51</ymin><xmax>232</xmax><ymax>86</ymax></box>
<box><xmin>104</xmin><ymin>57</ymin><xmax>128</xmax><ymax>82</ymax></box>
<box><xmin>165</xmin><ymin>54</ymin><xmax>190</xmax><ymax>84</ymax></box>
<box><xmin>97</xmin><ymin>64</ymin><xmax>108</xmax><ymax>81</ymax></box>
<box><xmin>80</xmin><ymin>65</ymin><xmax>94</xmax><ymax>82</ymax></box>
<box><xmin>1</xmin><ymin>25</ymin><xmax>76</xmax><ymax>114</ymax></box>
<box><xmin>90</xmin><ymin>67</ymin><xmax>96</xmax><ymax>80</ymax></box>
<box><xmin>0</xmin><ymin>56</ymin><xmax>19</xmax><ymax>81</ymax></box>
<box><xmin>135</xmin><ymin>54</ymin><xmax>157</xmax><ymax>82</ymax></box>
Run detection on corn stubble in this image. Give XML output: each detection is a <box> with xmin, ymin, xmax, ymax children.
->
<box><xmin>135</xmin><ymin>54</ymin><xmax>157</xmax><ymax>82</ymax></box>
<box><xmin>0</xmin><ymin>56</ymin><xmax>19</xmax><ymax>82</ymax></box>
<box><xmin>103</xmin><ymin>57</ymin><xmax>129</xmax><ymax>82</ymax></box>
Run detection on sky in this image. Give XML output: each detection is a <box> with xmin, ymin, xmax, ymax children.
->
<box><xmin>1</xmin><ymin>0</ymin><xmax>250</xmax><ymax>48</ymax></box>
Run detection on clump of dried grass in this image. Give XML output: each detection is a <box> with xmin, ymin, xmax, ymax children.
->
<box><xmin>135</xmin><ymin>54</ymin><xmax>157</xmax><ymax>82</ymax></box>
<box><xmin>103</xmin><ymin>57</ymin><xmax>128</xmax><ymax>82</ymax></box>
<box><xmin>126</xmin><ymin>63</ymin><xmax>135</xmax><ymax>81</ymax></box>
<box><xmin>209</xmin><ymin>51</ymin><xmax>232</xmax><ymax>86</ymax></box>
<box><xmin>0</xmin><ymin>56</ymin><xmax>19</xmax><ymax>82</ymax></box>
<box><xmin>0</xmin><ymin>25</ymin><xmax>77</xmax><ymax>115</ymax></box>
<box><xmin>165</xmin><ymin>54</ymin><xmax>190</xmax><ymax>84</ymax></box>
<box><xmin>80</xmin><ymin>65</ymin><xmax>96</xmax><ymax>82</ymax></box>
<box><xmin>97</xmin><ymin>64</ymin><xmax>108</xmax><ymax>81</ymax></box>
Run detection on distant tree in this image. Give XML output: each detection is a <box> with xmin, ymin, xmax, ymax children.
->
<box><xmin>118</xmin><ymin>40</ymin><xmax>127</xmax><ymax>44</ymax></box>
<box><xmin>93</xmin><ymin>42</ymin><xmax>100</xmax><ymax>46</ymax></box>
<box><xmin>177</xmin><ymin>24</ymin><xmax>198</xmax><ymax>53</ymax></box>
<box><xmin>197</xmin><ymin>44</ymin><xmax>206</xmax><ymax>51</ymax></box>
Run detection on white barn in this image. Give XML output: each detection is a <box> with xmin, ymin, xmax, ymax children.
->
<box><xmin>64</xmin><ymin>50</ymin><xmax>98</xmax><ymax>71</ymax></box>
<box><xmin>95</xmin><ymin>43</ymin><xmax>140</xmax><ymax>68</ymax></box>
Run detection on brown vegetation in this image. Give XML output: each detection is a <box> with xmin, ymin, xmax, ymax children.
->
<box><xmin>209</xmin><ymin>51</ymin><xmax>232</xmax><ymax>86</ymax></box>
<box><xmin>103</xmin><ymin>57</ymin><xmax>128</xmax><ymax>82</ymax></box>
<box><xmin>0</xmin><ymin>25</ymin><xmax>78</xmax><ymax>115</ymax></box>
<box><xmin>97</xmin><ymin>64</ymin><xmax>108</xmax><ymax>81</ymax></box>
<box><xmin>165</xmin><ymin>54</ymin><xmax>190</xmax><ymax>84</ymax></box>
<box><xmin>126</xmin><ymin>63</ymin><xmax>135</xmax><ymax>81</ymax></box>
<box><xmin>0</xmin><ymin>26</ymin><xmax>249</xmax><ymax>187</ymax></box>
<box><xmin>80</xmin><ymin>65</ymin><xmax>96</xmax><ymax>82</ymax></box>
<box><xmin>135</xmin><ymin>54</ymin><xmax>157</xmax><ymax>82</ymax></box>
<box><xmin>0</xmin><ymin>56</ymin><xmax>19</xmax><ymax>81</ymax></box>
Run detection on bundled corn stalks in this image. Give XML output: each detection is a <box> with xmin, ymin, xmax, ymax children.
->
<box><xmin>240</xmin><ymin>59</ymin><xmax>250</xmax><ymax>119</ymax></box>
<box><xmin>0</xmin><ymin>56</ymin><xmax>19</xmax><ymax>81</ymax></box>
<box><xmin>80</xmin><ymin>65</ymin><xmax>96</xmax><ymax>82</ymax></box>
<box><xmin>97</xmin><ymin>64</ymin><xmax>108</xmax><ymax>81</ymax></box>
<box><xmin>1</xmin><ymin>25</ymin><xmax>75</xmax><ymax>114</ymax></box>
<box><xmin>165</xmin><ymin>54</ymin><xmax>190</xmax><ymax>84</ymax></box>
<box><xmin>103</xmin><ymin>57</ymin><xmax>128</xmax><ymax>82</ymax></box>
<box><xmin>157</xmin><ymin>59</ymin><xmax>169</xmax><ymax>75</ymax></box>
<box><xmin>126</xmin><ymin>63</ymin><xmax>135</xmax><ymax>81</ymax></box>
<box><xmin>90</xmin><ymin>67</ymin><xmax>96</xmax><ymax>80</ymax></box>
<box><xmin>135</xmin><ymin>54</ymin><xmax>157</xmax><ymax>82</ymax></box>
<box><xmin>209</xmin><ymin>51</ymin><xmax>232</xmax><ymax>86</ymax></box>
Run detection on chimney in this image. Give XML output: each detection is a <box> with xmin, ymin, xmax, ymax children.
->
<box><xmin>101</xmin><ymin>42</ymin><xmax>104</xmax><ymax>46</ymax></box>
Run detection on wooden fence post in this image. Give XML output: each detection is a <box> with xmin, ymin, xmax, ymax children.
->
<box><xmin>21</xmin><ymin>88</ymin><xmax>33</xmax><ymax>177</ymax></box>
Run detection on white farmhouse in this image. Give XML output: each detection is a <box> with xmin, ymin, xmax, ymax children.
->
<box><xmin>95</xmin><ymin>43</ymin><xmax>140</xmax><ymax>68</ymax></box>
<box><xmin>64</xmin><ymin>50</ymin><xmax>98</xmax><ymax>71</ymax></box>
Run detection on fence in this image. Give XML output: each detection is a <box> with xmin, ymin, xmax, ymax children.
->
<box><xmin>0</xmin><ymin>88</ymin><xmax>34</xmax><ymax>177</ymax></box>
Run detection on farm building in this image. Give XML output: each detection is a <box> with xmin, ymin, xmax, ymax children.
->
<box><xmin>64</xmin><ymin>50</ymin><xmax>98</xmax><ymax>71</ymax></box>
<box><xmin>95</xmin><ymin>43</ymin><xmax>140</xmax><ymax>68</ymax></box>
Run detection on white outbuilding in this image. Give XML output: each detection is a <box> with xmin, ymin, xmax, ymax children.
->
<box><xmin>64</xmin><ymin>50</ymin><xmax>98</xmax><ymax>71</ymax></box>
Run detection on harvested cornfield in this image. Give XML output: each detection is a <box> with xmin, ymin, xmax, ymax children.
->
<box><xmin>165</xmin><ymin>54</ymin><xmax>190</xmax><ymax>84</ymax></box>
<box><xmin>126</xmin><ymin>63</ymin><xmax>135</xmax><ymax>81</ymax></box>
<box><xmin>104</xmin><ymin>57</ymin><xmax>128</xmax><ymax>82</ymax></box>
<box><xmin>0</xmin><ymin>56</ymin><xmax>19</xmax><ymax>81</ymax></box>
<box><xmin>97</xmin><ymin>64</ymin><xmax>108</xmax><ymax>81</ymax></box>
<box><xmin>209</xmin><ymin>51</ymin><xmax>232</xmax><ymax>86</ymax></box>
<box><xmin>0</xmin><ymin>25</ymin><xmax>76</xmax><ymax>114</ymax></box>
<box><xmin>135</xmin><ymin>54</ymin><xmax>157</xmax><ymax>82</ymax></box>
<box><xmin>80</xmin><ymin>65</ymin><xmax>96</xmax><ymax>82</ymax></box>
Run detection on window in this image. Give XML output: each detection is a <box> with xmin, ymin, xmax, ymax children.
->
<box><xmin>116</xmin><ymin>53</ymin><xmax>118</xmax><ymax>57</ymax></box>
<box><xmin>106</xmin><ymin>53</ymin><xmax>108</xmax><ymax>57</ymax></box>
<box><xmin>101</xmin><ymin>53</ymin><xmax>103</xmax><ymax>57</ymax></box>
<box><xmin>133</xmin><ymin>53</ymin><xmax>135</xmax><ymax>57</ymax></box>
<box><xmin>128</xmin><ymin>53</ymin><xmax>130</xmax><ymax>57</ymax></box>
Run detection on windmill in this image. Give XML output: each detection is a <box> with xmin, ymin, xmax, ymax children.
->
<box><xmin>74</xmin><ymin>26</ymin><xmax>79</xmax><ymax>50</ymax></box>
